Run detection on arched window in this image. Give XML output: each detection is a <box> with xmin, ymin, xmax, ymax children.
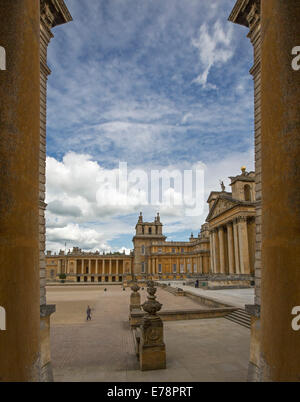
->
<box><xmin>141</xmin><ymin>245</ymin><xmax>145</xmax><ymax>255</ymax></box>
<box><xmin>149</xmin><ymin>227</ymin><xmax>152</xmax><ymax>234</ymax></box>
<box><xmin>244</xmin><ymin>184</ymin><xmax>251</xmax><ymax>201</ymax></box>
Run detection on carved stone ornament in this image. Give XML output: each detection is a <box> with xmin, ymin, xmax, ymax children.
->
<box><xmin>142</xmin><ymin>280</ymin><xmax>162</xmax><ymax>316</ymax></box>
<box><xmin>131</xmin><ymin>283</ymin><xmax>140</xmax><ymax>293</ymax></box>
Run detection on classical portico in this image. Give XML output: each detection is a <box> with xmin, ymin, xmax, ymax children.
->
<box><xmin>207</xmin><ymin>168</ymin><xmax>256</xmax><ymax>276</ymax></box>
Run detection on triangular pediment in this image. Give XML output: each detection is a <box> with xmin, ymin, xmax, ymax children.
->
<box><xmin>206</xmin><ymin>196</ymin><xmax>240</xmax><ymax>221</ymax></box>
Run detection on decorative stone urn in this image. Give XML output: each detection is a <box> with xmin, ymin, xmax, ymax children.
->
<box><xmin>130</xmin><ymin>282</ymin><xmax>141</xmax><ymax>312</ymax></box>
<box><xmin>139</xmin><ymin>280</ymin><xmax>166</xmax><ymax>371</ymax></box>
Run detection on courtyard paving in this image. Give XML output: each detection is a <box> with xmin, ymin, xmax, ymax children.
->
<box><xmin>47</xmin><ymin>285</ymin><xmax>250</xmax><ymax>382</ymax></box>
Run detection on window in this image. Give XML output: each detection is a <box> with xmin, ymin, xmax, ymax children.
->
<box><xmin>141</xmin><ymin>262</ymin><xmax>145</xmax><ymax>273</ymax></box>
<box><xmin>180</xmin><ymin>264</ymin><xmax>184</xmax><ymax>273</ymax></box>
<box><xmin>193</xmin><ymin>263</ymin><xmax>197</xmax><ymax>273</ymax></box>
<box><xmin>187</xmin><ymin>263</ymin><xmax>191</xmax><ymax>273</ymax></box>
<box><xmin>172</xmin><ymin>248</ymin><xmax>175</xmax><ymax>253</ymax></box>
<box><xmin>149</xmin><ymin>227</ymin><xmax>152</xmax><ymax>234</ymax></box>
<box><xmin>158</xmin><ymin>248</ymin><xmax>162</xmax><ymax>253</ymax></box>
<box><xmin>181</xmin><ymin>248</ymin><xmax>184</xmax><ymax>253</ymax></box>
<box><xmin>141</xmin><ymin>245</ymin><xmax>145</xmax><ymax>255</ymax></box>
<box><xmin>244</xmin><ymin>184</ymin><xmax>251</xmax><ymax>201</ymax></box>
<box><xmin>158</xmin><ymin>264</ymin><xmax>162</xmax><ymax>273</ymax></box>
<box><xmin>173</xmin><ymin>264</ymin><xmax>177</xmax><ymax>273</ymax></box>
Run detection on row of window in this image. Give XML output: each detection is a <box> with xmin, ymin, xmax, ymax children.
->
<box><xmin>141</xmin><ymin>263</ymin><xmax>198</xmax><ymax>274</ymax></box>
<box><xmin>141</xmin><ymin>246</ymin><xmax>186</xmax><ymax>255</ymax></box>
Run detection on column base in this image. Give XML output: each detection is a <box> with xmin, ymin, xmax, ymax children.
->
<box><xmin>40</xmin><ymin>304</ymin><xmax>56</xmax><ymax>382</ymax></box>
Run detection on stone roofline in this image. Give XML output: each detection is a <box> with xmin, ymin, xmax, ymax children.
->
<box><xmin>46</xmin><ymin>250</ymin><xmax>134</xmax><ymax>257</ymax></box>
<box><xmin>207</xmin><ymin>191</ymin><xmax>232</xmax><ymax>203</ymax></box>
<box><xmin>46</xmin><ymin>0</ymin><xmax>73</xmax><ymax>27</ymax></box>
<box><xmin>229</xmin><ymin>171</ymin><xmax>255</xmax><ymax>185</ymax></box>
<box><xmin>228</xmin><ymin>0</ymin><xmax>251</xmax><ymax>26</ymax></box>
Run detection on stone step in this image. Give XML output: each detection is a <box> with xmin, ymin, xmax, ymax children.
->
<box><xmin>224</xmin><ymin>309</ymin><xmax>251</xmax><ymax>329</ymax></box>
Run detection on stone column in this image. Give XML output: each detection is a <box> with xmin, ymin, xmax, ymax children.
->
<box><xmin>233</xmin><ymin>220</ymin><xmax>240</xmax><ymax>274</ymax></box>
<box><xmin>212</xmin><ymin>229</ymin><xmax>219</xmax><ymax>273</ymax></box>
<box><xmin>0</xmin><ymin>0</ymin><xmax>41</xmax><ymax>382</ymax></box>
<box><xmin>227</xmin><ymin>222</ymin><xmax>235</xmax><ymax>275</ymax></box>
<box><xmin>96</xmin><ymin>259</ymin><xmax>98</xmax><ymax>275</ymax></box>
<box><xmin>102</xmin><ymin>260</ymin><xmax>105</xmax><ymax>276</ymax></box>
<box><xmin>109</xmin><ymin>259</ymin><xmax>112</xmax><ymax>276</ymax></box>
<box><xmin>88</xmin><ymin>259</ymin><xmax>91</xmax><ymax>275</ymax></box>
<box><xmin>81</xmin><ymin>259</ymin><xmax>84</xmax><ymax>274</ymax></box>
<box><xmin>209</xmin><ymin>231</ymin><xmax>214</xmax><ymax>273</ymax></box>
<box><xmin>199</xmin><ymin>256</ymin><xmax>203</xmax><ymax>274</ymax></box>
<box><xmin>218</xmin><ymin>227</ymin><xmax>226</xmax><ymax>274</ymax></box>
<box><xmin>259</xmin><ymin>0</ymin><xmax>300</xmax><ymax>381</ymax></box>
<box><xmin>238</xmin><ymin>217</ymin><xmax>250</xmax><ymax>274</ymax></box>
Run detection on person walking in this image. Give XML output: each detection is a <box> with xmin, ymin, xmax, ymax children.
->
<box><xmin>86</xmin><ymin>305</ymin><xmax>92</xmax><ymax>321</ymax></box>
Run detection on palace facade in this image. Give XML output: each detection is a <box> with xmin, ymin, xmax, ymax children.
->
<box><xmin>46</xmin><ymin>167</ymin><xmax>256</xmax><ymax>283</ymax></box>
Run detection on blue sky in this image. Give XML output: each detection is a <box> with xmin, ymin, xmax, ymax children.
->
<box><xmin>45</xmin><ymin>0</ymin><xmax>254</xmax><ymax>253</ymax></box>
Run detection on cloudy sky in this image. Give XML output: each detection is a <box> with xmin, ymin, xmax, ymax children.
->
<box><xmin>46</xmin><ymin>0</ymin><xmax>254</xmax><ymax>253</ymax></box>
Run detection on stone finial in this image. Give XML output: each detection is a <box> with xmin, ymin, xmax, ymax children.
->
<box><xmin>241</xmin><ymin>166</ymin><xmax>246</xmax><ymax>175</ymax></box>
<box><xmin>131</xmin><ymin>282</ymin><xmax>140</xmax><ymax>293</ymax></box>
<box><xmin>138</xmin><ymin>212</ymin><xmax>143</xmax><ymax>223</ymax></box>
<box><xmin>142</xmin><ymin>281</ymin><xmax>162</xmax><ymax>316</ymax></box>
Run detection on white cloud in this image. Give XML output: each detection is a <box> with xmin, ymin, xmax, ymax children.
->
<box><xmin>46</xmin><ymin>148</ymin><xmax>254</xmax><ymax>251</ymax></box>
<box><xmin>192</xmin><ymin>20</ymin><xmax>234</xmax><ymax>88</ymax></box>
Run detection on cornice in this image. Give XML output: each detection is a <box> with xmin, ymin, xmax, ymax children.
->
<box><xmin>40</xmin><ymin>0</ymin><xmax>72</xmax><ymax>30</ymax></box>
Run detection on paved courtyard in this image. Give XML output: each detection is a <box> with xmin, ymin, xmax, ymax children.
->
<box><xmin>47</xmin><ymin>285</ymin><xmax>250</xmax><ymax>382</ymax></box>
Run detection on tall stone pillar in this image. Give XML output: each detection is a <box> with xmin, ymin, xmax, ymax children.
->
<box><xmin>102</xmin><ymin>260</ymin><xmax>105</xmax><ymax>275</ymax></box>
<box><xmin>81</xmin><ymin>259</ymin><xmax>84</xmax><ymax>274</ymax></box>
<box><xmin>88</xmin><ymin>259</ymin><xmax>91</xmax><ymax>274</ymax></box>
<box><xmin>109</xmin><ymin>259</ymin><xmax>112</xmax><ymax>275</ymax></box>
<box><xmin>218</xmin><ymin>227</ymin><xmax>226</xmax><ymax>274</ymax></box>
<box><xmin>233</xmin><ymin>219</ymin><xmax>240</xmax><ymax>274</ymax></box>
<box><xmin>0</xmin><ymin>0</ymin><xmax>41</xmax><ymax>381</ymax></box>
<box><xmin>212</xmin><ymin>229</ymin><xmax>219</xmax><ymax>273</ymax></box>
<box><xmin>227</xmin><ymin>222</ymin><xmax>235</xmax><ymax>275</ymax></box>
<box><xmin>199</xmin><ymin>256</ymin><xmax>203</xmax><ymax>274</ymax></box>
<box><xmin>238</xmin><ymin>217</ymin><xmax>250</xmax><ymax>274</ymax></box>
<box><xmin>96</xmin><ymin>259</ymin><xmax>98</xmax><ymax>275</ymax></box>
<box><xmin>259</xmin><ymin>0</ymin><xmax>300</xmax><ymax>381</ymax></box>
<box><xmin>209</xmin><ymin>231</ymin><xmax>215</xmax><ymax>273</ymax></box>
